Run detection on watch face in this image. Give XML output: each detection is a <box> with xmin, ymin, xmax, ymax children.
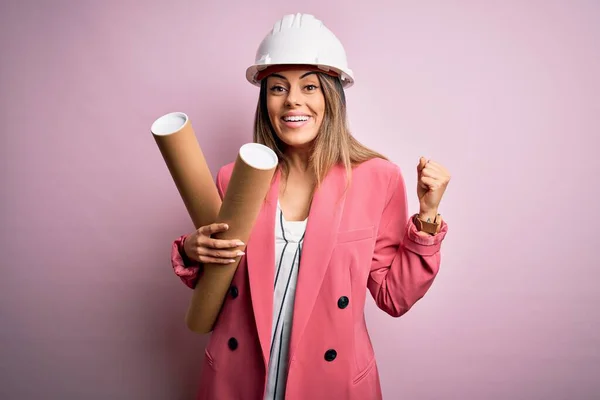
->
<box><xmin>420</xmin><ymin>219</ymin><xmax>438</xmax><ymax>234</ymax></box>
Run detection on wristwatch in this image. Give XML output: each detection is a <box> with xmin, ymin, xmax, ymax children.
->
<box><xmin>414</xmin><ymin>213</ymin><xmax>443</xmax><ymax>235</ymax></box>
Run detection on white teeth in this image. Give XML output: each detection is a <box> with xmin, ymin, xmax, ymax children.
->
<box><xmin>283</xmin><ymin>115</ymin><xmax>309</xmax><ymax>122</ymax></box>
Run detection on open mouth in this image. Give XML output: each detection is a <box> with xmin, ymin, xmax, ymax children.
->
<box><xmin>282</xmin><ymin>115</ymin><xmax>310</xmax><ymax>122</ymax></box>
<box><xmin>281</xmin><ymin>115</ymin><xmax>311</xmax><ymax>128</ymax></box>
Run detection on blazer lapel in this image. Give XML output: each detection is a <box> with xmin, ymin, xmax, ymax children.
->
<box><xmin>288</xmin><ymin>164</ymin><xmax>347</xmax><ymax>364</ymax></box>
<box><xmin>246</xmin><ymin>168</ymin><xmax>280</xmax><ymax>369</ymax></box>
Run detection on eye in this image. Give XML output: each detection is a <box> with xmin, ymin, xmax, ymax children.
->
<box><xmin>269</xmin><ymin>85</ymin><xmax>287</xmax><ymax>93</ymax></box>
<box><xmin>305</xmin><ymin>84</ymin><xmax>318</xmax><ymax>91</ymax></box>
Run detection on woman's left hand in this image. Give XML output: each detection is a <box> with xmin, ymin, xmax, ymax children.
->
<box><xmin>417</xmin><ymin>156</ymin><xmax>451</xmax><ymax>218</ymax></box>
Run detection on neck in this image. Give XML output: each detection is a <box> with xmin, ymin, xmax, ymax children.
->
<box><xmin>284</xmin><ymin>146</ymin><xmax>311</xmax><ymax>174</ymax></box>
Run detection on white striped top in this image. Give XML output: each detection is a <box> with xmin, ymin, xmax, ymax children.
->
<box><xmin>263</xmin><ymin>200</ymin><xmax>307</xmax><ymax>400</ymax></box>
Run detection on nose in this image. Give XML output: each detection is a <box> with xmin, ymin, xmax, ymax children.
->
<box><xmin>284</xmin><ymin>86</ymin><xmax>302</xmax><ymax>107</ymax></box>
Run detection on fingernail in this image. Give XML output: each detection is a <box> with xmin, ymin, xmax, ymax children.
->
<box><xmin>223</xmin><ymin>224</ymin><xmax>229</xmax><ymax>229</ymax></box>
<box><xmin>228</xmin><ymin>259</ymin><xmax>236</xmax><ymax>263</ymax></box>
<box><xmin>236</xmin><ymin>251</ymin><xmax>245</xmax><ymax>256</ymax></box>
<box><xmin>235</xmin><ymin>241</ymin><xmax>245</xmax><ymax>246</ymax></box>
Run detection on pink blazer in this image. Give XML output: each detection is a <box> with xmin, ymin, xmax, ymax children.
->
<box><xmin>171</xmin><ymin>157</ymin><xmax>448</xmax><ymax>400</ymax></box>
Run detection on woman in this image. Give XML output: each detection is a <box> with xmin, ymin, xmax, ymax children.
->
<box><xmin>171</xmin><ymin>13</ymin><xmax>450</xmax><ymax>400</ymax></box>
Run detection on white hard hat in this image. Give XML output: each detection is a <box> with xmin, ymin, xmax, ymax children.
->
<box><xmin>246</xmin><ymin>13</ymin><xmax>354</xmax><ymax>88</ymax></box>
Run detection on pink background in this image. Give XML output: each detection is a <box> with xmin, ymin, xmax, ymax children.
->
<box><xmin>1</xmin><ymin>0</ymin><xmax>599</xmax><ymax>399</ymax></box>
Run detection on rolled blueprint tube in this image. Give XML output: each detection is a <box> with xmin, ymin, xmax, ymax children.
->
<box><xmin>151</xmin><ymin>112</ymin><xmax>221</xmax><ymax>229</ymax></box>
<box><xmin>186</xmin><ymin>143</ymin><xmax>278</xmax><ymax>333</ymax></box>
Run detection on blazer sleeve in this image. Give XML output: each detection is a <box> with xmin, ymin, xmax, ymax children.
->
<box><xmin>368</xmin><ymin>165</ymin><xmax>449</xmax><ymax>317</ymax></box>
<box><xmin>170</xmin><ymin>167</ymin><xmax>226</xmax><ymax>289</ymax></box>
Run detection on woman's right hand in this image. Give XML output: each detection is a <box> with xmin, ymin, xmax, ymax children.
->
<box><xmin>183</xmin><ymin>223</ymin><xmax>245</xmax><ymax>264</ymax></box>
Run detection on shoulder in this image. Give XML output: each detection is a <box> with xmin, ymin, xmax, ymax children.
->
<box><xmin>216</xmin><ymin>162</ymin><xmax>236</xmax><ymax>189</ymax></box>
<box><xmin>354</xmin><ymin>157</ymin><xmax>400</xmax><ymax>174</ymax></box>
<box><xmin>352</xmin><ymin>157</ymin><xmax>403</xmax><ymax>192</ymax></box>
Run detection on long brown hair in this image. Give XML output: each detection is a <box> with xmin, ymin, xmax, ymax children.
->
<box><xmin>253</xmin><ymin>72</ymin><xmax>388</xmax><ymax>192</ymax></box>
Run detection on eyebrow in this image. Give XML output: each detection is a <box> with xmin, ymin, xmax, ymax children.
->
<box><xmin>270</xmin><ymin>71</ymin><xmax>317</xmax><ymax>81</ymax></box>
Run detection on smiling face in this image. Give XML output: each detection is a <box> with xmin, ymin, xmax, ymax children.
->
<box><xmin>265</xmin><ymin>70</ymin><xmax>326</xmax><ymax>151</ymax></box>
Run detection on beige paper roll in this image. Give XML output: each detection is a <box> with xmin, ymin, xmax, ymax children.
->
<box><xmin>151</xmin><ymin>112</ymin><xmax>221</xmax><ymax>229</ymax></box>
<box><xmin>186</xmin><ymin>143</ymin><xmax>279</xmax><ymax>333</ymax></box>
